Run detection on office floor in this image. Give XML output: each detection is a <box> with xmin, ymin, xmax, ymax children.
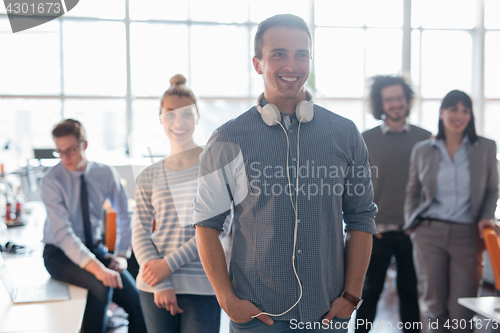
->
<box><xmin>354</xmin><ymin>266</ymin><xmax>496</xmax><ymax>333</ymax></box>
<box><xmin>111</xmin><ymin>266</ymin><xmax>496</xmax><ymax>333</ymax></box>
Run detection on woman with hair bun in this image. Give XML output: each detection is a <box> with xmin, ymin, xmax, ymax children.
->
<box><xmin>405</xmin><ymin>90</ymin><xmax>499</xmax><ymax>332</ymax></box>
<box><xmin>132</xmin><ymin>74</ymin><xmax>224</xmax><ymax>333</ymax></box>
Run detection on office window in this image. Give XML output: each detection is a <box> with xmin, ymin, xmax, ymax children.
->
<box><xmin>485</xmin><ymin>0</ymin><xmax>500</xmax><ymax>29</ymax></box>
<box><xmin>64</xmin><ymin>0</ymin><xmax>126</xmax><ymax>19</ymax></box>
<box><xmin>249</xmin><ymin>0</ymin><xmax>309</xmax><ymax>24</ymax></box>
<box><xmin>62</xmin><ymin>20</ymin><xmax>127</xmax><ymax>96</ymax></box>
<box><xmin>129</xmin><ymin>0</ymin><xmax>188</xmax><ymax>21</ymax></box>
<box><xmin>64</xmin><ymin>99</ymin><xmax>127</xmax><ymax>162</ymax></box>
<box><xmin>419</xmin><ymin>30</ymin><xmax>472</xmax><ymax>98</ymax></box>
<box><xmin>412</xmin><ymin>0</ymin><xmax>476</xmax><ymax>29</ymax></box>
<box><xmin>364</xmin><ymin>0</ymin><xmax>403</xmax><ymax>28</ymax></box>
<box><xmin>484</xmin><ymin>32</ymin><xmax>500</xmax><ymax>99</ymax></box>
<box><xmin>0</xmin><ymin>19</ymin><xmax>60</xmax><ymax>95</ymax></box>
<box><xmin>315</xmin><ymin>28</ymin><xmax>365</xmax><ymax>98</ymax></box>
<box><xmin>411</xmin><ymin>0</ymin><xmax>477</xmax><ymax>136</ymax></box>
<box><xmin>410</xmin><ymin>29</ymin><xmax>421</xmax><ymax>88</ymax></box>
<box><xmin>1</xmin><ymin>0</ymin><xmax>499</xmax><ymax>167</ymax></box>
<box><xmin>314</xmin><ymin>0</ymin><xmax>402</xmax><ymax>131</ymax></box>
<box><xmin>315</xmin><ymin>0</ymin><xmax>364</xmax><ymax>27</ymax></box>
<box><xmin>190</xmin><ymin>0</ymin><xmax>248</xmax><ymax>23</ymax></box>
<box><xmin>365</xmin><ymin>29</ymin><xmax>402</xmax><ymax>78</ymax></box>
<box><xmin>419</xmin><ymin>100</ymin><xmax>441</xmax><ymax>134</ymax></box>
<box><xmin>130</xmin><ymin>23</ymin><xmax>189</xmax><ymax>97</ymax></box>
<box><xmin>483</xmin><ymin>102</ymin><xmax>500</xmax><ymax>147</ymax></box>
<box><xmin>131</xmin><ymin>99</ymin><xmax>165</xmax><ymax>159</ymax></box>
<box><xmin>250</xmin><ymin>26</ymin><xmax>264</xmax><ymax>98</ymax></box>
<box><xmin>0</xmin><ymin>99</ymin><xmax>62</xmax><ymax>158</ymax></box>
<box><xmin>315</xmin><ymin>28</ymin><xmax>402</xmax><ymax>97</ymax></box>
<box><xmin>190</xmin><ymin>25</ymin><xmax>249</xmax><ymax>97</ymax></box>
<box><xmin>315</xmin><ymin>0</ymin><xmax>402</xmax><ymax>28</ymax></box>
<box><xmin>482</xmin><ymin>6</ymin><xmax>500</xmax><ymax>144</ymax></box>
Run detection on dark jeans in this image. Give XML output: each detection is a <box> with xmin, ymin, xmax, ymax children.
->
<box><xmin>139</xmin><ymin>291</ymin><xmax>221</xmax><ymax>333</ymax></box>
<box><xmin>355</xmin><ymin>231</ymin><xmax>420</xmax><ymax>333</ymax></box>
<box><xmin>43</xmin><ymin>244</ymin><xmax>146</xmax><ymax>333</ymax></box>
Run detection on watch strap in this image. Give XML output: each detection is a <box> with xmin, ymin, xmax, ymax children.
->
<box><xmin>341</xmin><ymin>290</ymin><xmax>363</xmax><ymax>309</ymax></box>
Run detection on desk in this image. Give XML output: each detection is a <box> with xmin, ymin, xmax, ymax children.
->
<box><xmin>0</xmin><ymin>202</ymin><xmax>87</xmax><ymax>333</ymax></box>
<box><xmin>458</xmin><ymin>297</ymin><xmax>500</xmax><ymax>321</ymax></box>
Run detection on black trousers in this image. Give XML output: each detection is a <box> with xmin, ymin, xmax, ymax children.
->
<box><xmin>355</xmin><ymin>231</ymin><xmax>420</xmax><ymax>333</ymax></box>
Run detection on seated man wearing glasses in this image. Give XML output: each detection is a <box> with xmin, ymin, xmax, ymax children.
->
<box><xmin>41</xmin><ymin>119</ymin><xmax>145</xmax><ymax>333</ymax></box>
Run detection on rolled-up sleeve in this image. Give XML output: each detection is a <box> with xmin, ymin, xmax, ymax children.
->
<box><xmin>342</xmin><ymin>122</ymin><xmax>378</xmax><ymax>234</ymax></box>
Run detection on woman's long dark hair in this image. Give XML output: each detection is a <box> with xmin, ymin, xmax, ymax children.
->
<box><xmin>436</xmin><ymin>90</ymin><xmax>478</xmax><ymax>144</ymax></box>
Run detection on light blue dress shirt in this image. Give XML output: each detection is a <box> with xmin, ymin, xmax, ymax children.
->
<box><xmin>422</xmin><ymin>137</ymin><xmax>473</xmax><ymax>223</ymax></box>
<box><xmin>41</xmin><ymin>161</ymin><xmax>131</xmax><ymax>268</ymax></box>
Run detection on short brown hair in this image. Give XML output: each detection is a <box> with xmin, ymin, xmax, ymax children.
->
<box><xmin>254</xmin><ymin>14</ymin><xmax>312</xmax><ymax>60</ymax></box>
<box><xmin>52</xmin><ymin>119</ymin><xmax>86</xmax><ymax>142</ymax></box>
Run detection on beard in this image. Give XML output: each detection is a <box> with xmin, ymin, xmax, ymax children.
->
<box><xmin>384</xmin><ymin>108</ymin><xmax>408</xmax><ymax>122</ymax></box>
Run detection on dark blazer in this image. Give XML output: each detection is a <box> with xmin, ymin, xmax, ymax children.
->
<box><xmin>404</xmin><ymin>137</ymin><xmax>498</xmax><ymax>249</ymax></box>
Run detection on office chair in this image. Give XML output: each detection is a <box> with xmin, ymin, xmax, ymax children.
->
<box><xmin>483</xmin><ymin>228</ymin><xmax>500</xmax><ymax>295</ymax></box>
<box><xmin>104</xmin><ymin>209</ymin><xmax>118</xmax><ymax>252</ymax></box>
<box><xmin>104</xmin><ymin>208</ymin><xmax>156</xmax><ymax>253</ymax></box>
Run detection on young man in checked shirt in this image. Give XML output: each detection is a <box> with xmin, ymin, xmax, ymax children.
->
<box><xmin>194</xmin><ymin>14</ymin><xmax>377</xmax><ymax>333</ymax></box>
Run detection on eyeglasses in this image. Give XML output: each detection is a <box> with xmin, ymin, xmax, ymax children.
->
<box><xmin>383</xmin><ymin>95</ymin><xmax>406</xmax><ymax>104</ymax></box>
<box><xmin>53</xmin><ymin>141</ymin><xmax>84</xmax><ymax>158</ymax></box>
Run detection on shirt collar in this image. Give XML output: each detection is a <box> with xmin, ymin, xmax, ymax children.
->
<box><xmin>69</xmin><ymin>160</ymin><xmax>92</xmax><ymax>178</ymax></box>
<box><xmin>431</xmin><ymin>135</ymin><xmax>470</xmax><ymax>148</ymax></box>
<box><xmin>380</xmin><ymin>121</ymin><xmax>410</xmax><ymax>134</ymax></box>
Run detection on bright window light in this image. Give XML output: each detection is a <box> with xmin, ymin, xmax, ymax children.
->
<box><xmin>420</xmin><ymin>30</ymin><xmax>472</xmax><ymax>98</ymax></box>
<box><xmin>62</xmin><ymin>20</ymin><xmax>126</xmax><ymax>96</ymax></box>
<box><xmin>129</xmin><ymin>0</ymin><xmax>188</xmax><ymax>21</ymax></box>
<box><xmin>130</xmin><ymin>23</ymin><xmax>189</xmax><ymax>97</ymax></box>
<box><xmin>0</xmin><ymin>19</ymin><xmax>60</xmax><ymax>95</ymax></box>
<box><xmin>315</xmin><ymin>28</ymin><xmax>365</xmax><ymax>98</ymax></box>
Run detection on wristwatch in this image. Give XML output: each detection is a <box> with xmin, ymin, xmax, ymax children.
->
<box><xmin>341</xmin><ymin>290</ymin><xmax>363</xmax><ymax>310</ymax></box>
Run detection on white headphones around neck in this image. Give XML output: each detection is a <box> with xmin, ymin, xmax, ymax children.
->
<box><xmin>250</xmin><ymin>89</ymin><xmax>315</xmax><ymax>320</ymax></box>
<box><xmin>256</xmin><ymin>90</ymin><xmax>314</xmax><ymax>126</ymax></box>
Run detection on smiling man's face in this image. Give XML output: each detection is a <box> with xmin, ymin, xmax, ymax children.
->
<box><xmin>253</xmin><ymin>27</ymin><xmax>311</xmax><ymax>105</ymax></box>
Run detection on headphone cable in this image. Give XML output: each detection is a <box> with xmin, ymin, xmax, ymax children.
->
<box><xmin>251</xmin><ymin>118</ymin><xmax>304</xmax><ymax>319</ymax></box>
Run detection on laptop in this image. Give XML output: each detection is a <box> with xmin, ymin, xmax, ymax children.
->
<box><xmin>0</xmin><ymin>253</ymin><xmax>70</xmax><ymax>303</ymax></box>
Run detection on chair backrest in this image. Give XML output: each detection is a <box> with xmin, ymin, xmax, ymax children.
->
<box><xmin>104</xmin><ymin>209</ymin><xmax>117</xmax><ymax>252</ymax></box>
<box><xmin>483</xmin><ymin>228</ymin><xmax>500</xmax><ymax>292</ymax></box>
<box><xmin>104</xmin><ymin>209</ymin><xmax>155</xmax><ymax>253</ymax></box>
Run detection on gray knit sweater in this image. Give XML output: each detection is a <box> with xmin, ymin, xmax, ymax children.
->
<box><xmin>362</xmin><ymin>124</ymin><xmax>431</xmax><ymax>227</ymax></box>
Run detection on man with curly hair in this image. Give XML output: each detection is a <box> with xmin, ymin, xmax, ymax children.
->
<box><xmin>356</xmin><ymin>75</ymin><xmax>430</xmax><ymax>333</ymax></box>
